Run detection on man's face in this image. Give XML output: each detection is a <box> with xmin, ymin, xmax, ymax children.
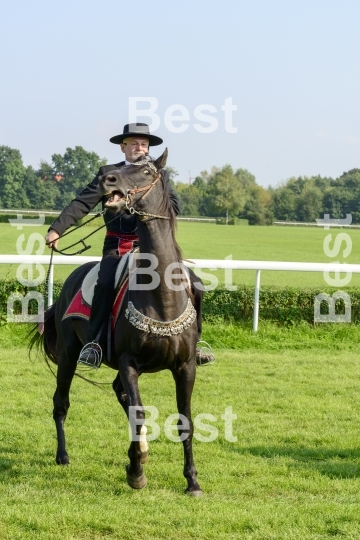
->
<box><xmin>120</xmin><ymin>137</ymin><xmax>149</xmax><ymax>162</ymax></box>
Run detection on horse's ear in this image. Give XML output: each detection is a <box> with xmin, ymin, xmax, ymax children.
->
<box><xmin>154</xmin><ymin>148</ymin><xmax>168</xmax><ymax>170</ymax></box>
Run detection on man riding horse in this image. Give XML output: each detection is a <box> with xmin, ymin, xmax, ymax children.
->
<box><xmin>45</xmin><ymin>123</ymin><xmax>214</xmax><ymax>367</ymax></box>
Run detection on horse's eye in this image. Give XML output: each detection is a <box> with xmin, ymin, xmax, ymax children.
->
<box><xmin>144</xmin><ymin>169</ymin><xmax>150</xmax><ymax>175</ymax></box>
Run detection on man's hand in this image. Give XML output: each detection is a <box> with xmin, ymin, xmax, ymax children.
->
<box><xmin>45</xmin><ymin>230</ymin><xmax>60</xmax><ymax>249</ymax></box>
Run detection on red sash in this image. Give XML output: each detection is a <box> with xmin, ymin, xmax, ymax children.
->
<box><xmin>106</xmin><ymin>232</ymin><xmax>139</xmax><ymax>256</ymax></box>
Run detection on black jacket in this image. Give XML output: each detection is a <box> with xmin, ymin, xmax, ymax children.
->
<box><xmin>49</xmin><ymin>161</ymin><xmax>180</xmax><ymax>253</ymax></box>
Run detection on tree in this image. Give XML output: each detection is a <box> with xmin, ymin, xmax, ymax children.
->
<box><xmin>295</xmin><ymin>186</ymin><xmax>323</xmax><ymax>222</ymax></box>
<box><xmin>339</xmin><ymin>168</ymin><xmax>360</xmax><ymax>189</ymax></box>
<box><xmin>286</xmin><ymin>176</ymin><xmax>308</xmax><ymax>195</ymax></box>
<box><xmin>49</xmin><ymin>146</ymin><xmax>107</xmax><ymax>208</ymax></box>
<box><xmin>322</xmin><ymin>170</ymin><xmax>360</xmax><ymax>222</ymax></box>
<box><xmin>25</xmin><ymin>165</ymin><xmax>59</xmax><ymax>210</ymax></box>
<box><xmin>235</xmin><ymin>168</ymin><xmax>256</xmax><ymax>191</ymax></box>
<box><xmin>272</xmin><ymin>187</ymin><xmax>296</xmax><ymax>221</ymax></box>
<box><xmin>0</xmin><ymin>146</ymin><xmax>29</xmax><ymax>208</ymax></box>
<box><xmin>243</xmin><ymin>185</ymin><xmax>274</xmax><ymax>225</ymax></box>
<box><xmin>206</xmin><ymin>165</ymin><xmax>246</xmax><ymax>224</ymax></box>
<box><xmin>312</xmin><ymin>175</ymin><xmax>332</xmax><ymax>191</ymax></box>
<box><xmin>164</xmin><ymin>166</ymin><xmax>179</xmax><ymax>187</ymax></box>
<box><xmin>192</xmin><ymin>176</ymin><xmax>207</xmax><ymax>193</ymax></box>
<box><xmin>322</xmin><ymin>188</ymin><xmax>342</xmax><ymax>219</ymax></box>
<box><xmin>174</xmin><ymin>183</ymin><xmax>202</xmax><ymax>216</ymax></box>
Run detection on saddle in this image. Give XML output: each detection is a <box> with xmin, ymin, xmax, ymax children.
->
<box><xmin>62</xmin><ymin>252</ymin><xmax>131</xmax><ymax>328</ymax></box>
<box><xmin>63</xmin><ymin>250</ymin><xmax>193</xmax><ymax>330</ymax></box>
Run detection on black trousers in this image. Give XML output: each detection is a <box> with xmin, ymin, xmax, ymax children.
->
<box><xmin>86</xmin><ymin>250</ymin><xmax>120</xmax><ymax>343</ymax></box>
<box><xmin>86</xmin><ymin>251</ymin><xmax>204</xmax><ymax>344</ymax></box>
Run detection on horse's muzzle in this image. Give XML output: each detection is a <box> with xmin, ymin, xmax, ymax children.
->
<box><xmin>104</xmin><ymin>190</ymin><xmax>125</xmax><ymax>207</ymax></box>
<box><xmin>98</xmin><ymin>172</ymin><xmax>127</xmax><ymax>209</ymax></box>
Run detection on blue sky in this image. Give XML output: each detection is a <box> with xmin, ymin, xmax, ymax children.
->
<box><xmin>1</xmin><ymin>0</ymin><xmax>359</xmax><ymax>187</ymax></box>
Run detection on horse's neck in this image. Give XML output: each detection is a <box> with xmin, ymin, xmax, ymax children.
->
<box><xmin>134</xmin><ymin>219</ymin><xmax>188</xmax><ymax>317</ymax></box>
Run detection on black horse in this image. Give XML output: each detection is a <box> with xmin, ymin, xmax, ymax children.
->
<box><xmin>30</xmin><ymin>149</ymin><xmax>203</xmax><ymax>496</ymax></box>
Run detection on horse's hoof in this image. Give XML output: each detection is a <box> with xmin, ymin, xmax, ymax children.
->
<box><xmin>56</xmin><ymin>454</ymin><xmax>69</xmax><ymax>465</ymax></box>
<box><xmin>185</xmin><ymin>488</ymin><xmax>203</xmax><ymax>497</ymax></box>
<box><xmin>126</xmin><ymin>465</ymin><xmax>147</xmax><ymax>489</ymax></box>
<box><xmin>140</xmin><ymin>451</ymin><xmax>148</xmax><ymax>464</ymax></box>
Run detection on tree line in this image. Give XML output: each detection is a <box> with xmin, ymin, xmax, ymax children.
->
<box><xmin>0</xmin><ymin>145</ymin><xmax>359</xmax><ymax>224</ymax></box>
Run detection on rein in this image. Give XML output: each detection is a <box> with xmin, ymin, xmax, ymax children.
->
<box><xmin>49</xmin><ymin>210</ymin><xmax>106</xmax><ymax>256</ymax></box>
<box><xmin>123</xmin><ymin>175</ymin><xmax>170</xmax><ymax>221</ymax></box>
<box><xmin>47</xmin><ymin>210</ymin><xmax>126</xmax><ymax>256</ymax></box>
<box><xmin>43</xmin><ymin>210</ymin><xmax>126</xmax><ymax>308</ymax></box>
<box><xmin>44</xmin><ymin>161</ymin><xmax>170</xmax><ymax>305</ymax></box>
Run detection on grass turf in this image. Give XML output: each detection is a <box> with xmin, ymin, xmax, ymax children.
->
<box><xmin>1</xmin><ymin>222</ymin><xmax>360</xmax><ymax>287</ymax></box>
<box><xmin>1</xmin><ymin>323</ymin><xmax>360</xmax><ymax>539</ymax></box>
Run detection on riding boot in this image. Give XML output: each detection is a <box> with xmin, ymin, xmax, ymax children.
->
<box><xmin>77</xmin><ymin>253</ymin><xmax>120</xmax><ymax>368</ymax></box>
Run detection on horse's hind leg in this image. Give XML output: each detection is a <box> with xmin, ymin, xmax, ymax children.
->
<box><xmin>173</xmin><ymin>363</ymin><xmax>203</xmax><ymax>497</ymax></box>
<box><xmin>53</xmin><ymin>349</ymin><xmax>77</xmax><ymax>465</ymax></box>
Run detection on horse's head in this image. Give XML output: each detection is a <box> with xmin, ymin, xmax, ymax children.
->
<box><xmin>98</xmin><ymin>149</ymin><xmax>168</xmax><ymax>215</ymax></box>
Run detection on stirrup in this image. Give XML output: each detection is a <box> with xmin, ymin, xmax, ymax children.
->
<box><xmin>196</xmin><ymin>341</ymin><xmax>215</xmax><ymax>366</ymax></box>
<box><xmin>77</xmin><ymin>342</ymin><xmax>103</xmax><ymax>370</ymax></box>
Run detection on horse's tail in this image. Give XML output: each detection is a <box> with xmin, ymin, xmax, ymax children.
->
<box><xmin>28</xmin><ymin>303</ymin><xmax>59</xmax><ymax>368</ymax></box>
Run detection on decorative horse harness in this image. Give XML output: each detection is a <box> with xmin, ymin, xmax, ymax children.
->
<box><xmin>65</xmin><ymin>159</ymin><xmax>197</xmax><ymax>337</ymax></box>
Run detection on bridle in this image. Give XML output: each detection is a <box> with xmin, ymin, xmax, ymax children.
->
<box><xmin>124</xmin><ymin>179</ymin><xmax>170</xmax><ymax>221</ymax></box>
<box><xmin>117</xmin><ymin>160</ymin><xmax>170</xmax><ymax>221</ymax></box>
<box><xmin>43</xmin><ymin>159</ymin><xmax>171</xmax><ymax>308</ymax></box>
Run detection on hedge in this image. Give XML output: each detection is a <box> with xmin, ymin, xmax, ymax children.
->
<box><xmin>202</xmin><ymin>286</ymin><xmax>353</xmax><ymax>324</ymax></box>
<box><xmin>0</xmin><ymin>214</ymin><xmax>55</xmax><ymax>225</ymax></box>
<box><xmin>1</xmin><ymin>279</ymin><xmax>358</xmax><ymax>326</ymax></box>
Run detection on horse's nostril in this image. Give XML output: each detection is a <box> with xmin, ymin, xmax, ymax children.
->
<box><xmin>106</xmin><ymin>175</ymin><xmax>116</xmax><ymax>183</ymax></box>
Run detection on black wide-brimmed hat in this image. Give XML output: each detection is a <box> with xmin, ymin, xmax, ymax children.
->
<box><xmin>110</xmin><ymin>123</ymin><xmax>163</xmax><ymax>146</ymax></box>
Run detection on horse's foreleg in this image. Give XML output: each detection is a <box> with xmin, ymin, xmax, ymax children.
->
<box><xmin>112</xmin><ymin>372</ymin><xmax>128</xmax><ymax>415</ymax></box>
<box><xmin>53</xmin><ymin>353</ymin><xmax>77</xmax><ymax>465</ymax></box>
<box><xmin>119</xmin><ymin>355</ymin><xmax>147</xmax><ymax>489</ymax></box>
<box><xmin>174</xmin><ymin>363</ymin><xmax>203</xmax><ymax>497</ymax></box>
<box><xmin>113</xmin><ymin>373</ymin><xmax>148</xmax><ymax>465</ymax></box>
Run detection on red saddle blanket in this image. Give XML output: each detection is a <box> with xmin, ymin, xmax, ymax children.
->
<box><xmin>63</xmin><ymin>276</ymin><xmax>129</xmax><ymax>330</ymax></box>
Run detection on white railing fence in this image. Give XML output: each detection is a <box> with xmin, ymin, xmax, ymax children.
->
<box><xmin>2</xmin><ymin>255</ymin><xmax>360</xmax><ymax>331</ymax></box>
<box><xmin>0</xmin><ymin>209</ymin><xmax>216</xmax><ymax>224</ymax></box>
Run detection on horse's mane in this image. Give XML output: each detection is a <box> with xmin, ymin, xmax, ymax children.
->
<box><xmin>142</xmin><ymin>155</ymin><xmax>182</xmax><ymax>263</ymax></box>
<box><xmin>158</xmin><ymin>169</ymin><xmax>182</xmax><ymax>262</ymax></box>
<box><xmin>136</xmin><ymin>154</ymin><xmax>182</xmax><ymax>262</ymax></box>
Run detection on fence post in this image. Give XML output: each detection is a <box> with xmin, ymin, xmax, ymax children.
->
<box><xmin>48</xmin><ymin>264</ymin><xmax>54</xmax><ymax>307</ymax></box>
<box><xmin>253</xmin><ymin>269</ymin><xmax>261</xmax><ymax>331</ymax></box>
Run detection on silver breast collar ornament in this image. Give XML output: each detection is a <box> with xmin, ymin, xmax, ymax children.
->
<box><xmin>125</xmin><ymin>298</ymin><xmax>196</xmax><ymax>336</ymax></box>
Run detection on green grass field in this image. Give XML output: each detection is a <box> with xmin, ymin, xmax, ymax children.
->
<box><xmin>1</xmin><ymin>222</ymin><xmax>360</xmax><ymax>287</ymax></box>
<box><xmin>1</xmin><ymin>323</ymin><xmax>360</xmax><ymax>539</ymax></box>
